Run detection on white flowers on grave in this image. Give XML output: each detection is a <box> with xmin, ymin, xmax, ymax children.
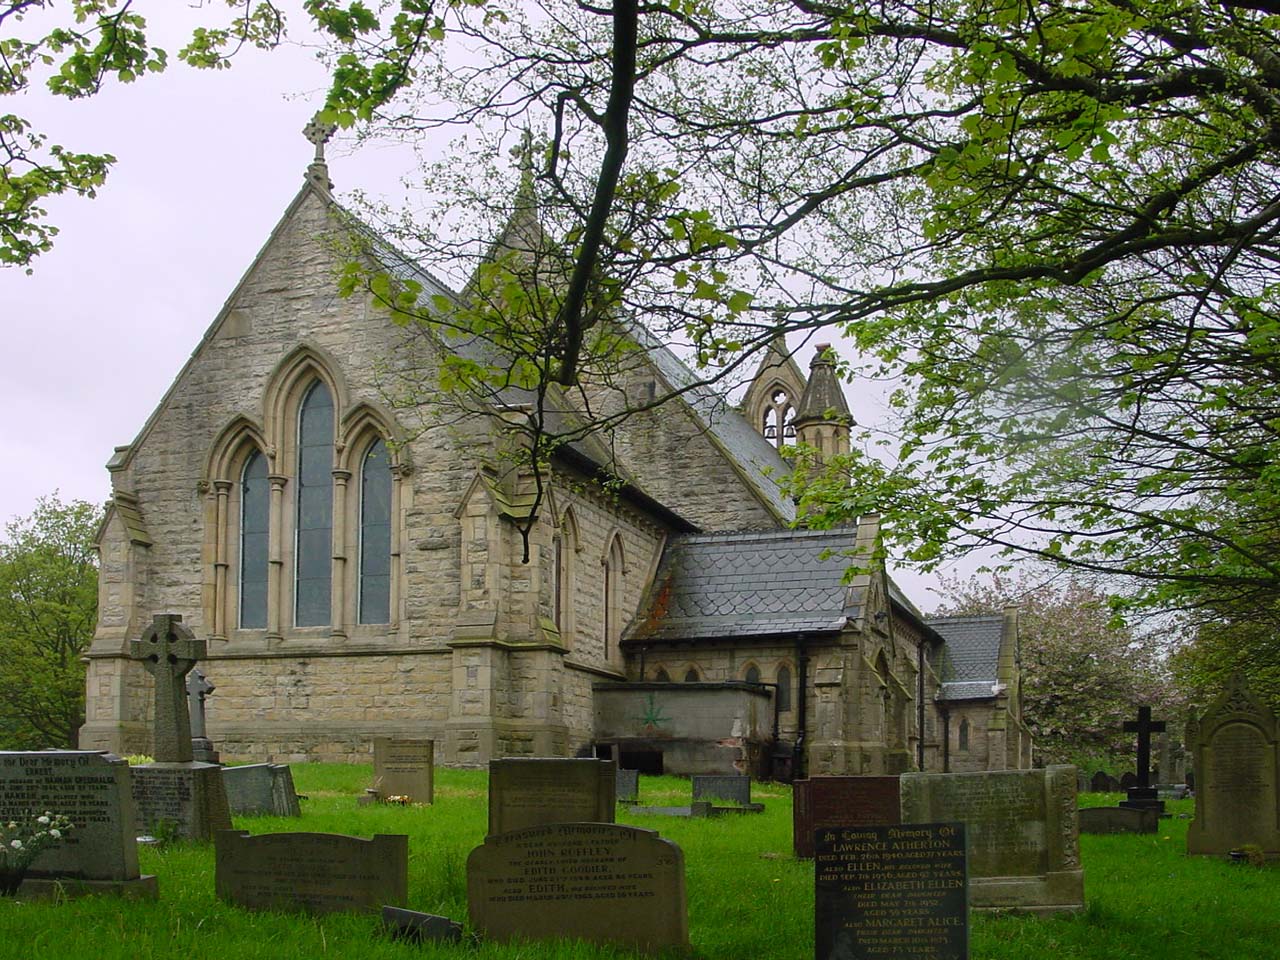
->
<box><xmin>0</xmin><ymin>811</ymin><xmax>74</xmax><ymax>872</ymax></box>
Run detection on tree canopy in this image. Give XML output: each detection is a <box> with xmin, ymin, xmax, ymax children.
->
<box><xmin>1</xmin><ymin>0</ymin><xmax>284</xmax><ymax>268</ymax></box>
<box><xmin>0</xmin><ymin>494</ymin><xmax>101</xmax><ymax>749</ymax></box>
<box><xmin>315</xmin><ymin>0</ymin><xmax>1280</xmax><ymax>617</ymax></box>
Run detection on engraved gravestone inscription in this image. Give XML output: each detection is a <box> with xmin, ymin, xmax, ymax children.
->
<box><xmin>815</xmin><ymin>822</ymin><xmax>967</xmax><ymax>960</ymax></box>
<box><xmin>488</xmin><ymin>758</ymin><xmax>615</xmax><ymax>835</ymax></box>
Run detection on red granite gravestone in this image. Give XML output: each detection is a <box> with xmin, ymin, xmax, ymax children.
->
<box><xmin>794</xmin><ymin>776</ymin><xmax>900</xmax><ymax>859</ymax></box>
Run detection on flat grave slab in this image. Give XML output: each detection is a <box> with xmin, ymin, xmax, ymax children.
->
<box><xmin>215</xmin><ymin>830</ymin><xmax>407</xmax><ymax>914</ymax></box>
<box><xmin>816</xmin><ymin>822</ymin><xmax>967</xmax><ymax>960</ymax></box>
<box><xmin>467</xmin><ymin>822</ymin><xmax>687</xmax><ymax>953</ymax></box>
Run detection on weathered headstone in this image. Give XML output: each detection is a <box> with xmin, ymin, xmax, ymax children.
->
<box><xmin>186</xmin><ymin>669</ymin><xmax>219</xmax><ymax>764</ymax></box>
<box><xmin>815</xmin><ymin>822</ymin><xmax>967</xmax><ymax>960</ymax></box>
<box><xmin>1186</xmin><ymin>675</ymin><xmax>1280</xmax><ymax>858</ymax></box>
<box><xmin>0</xmin><ymin>751</ymin><xmax>157</xmax><ymax>899</ymax></box>
<box><xmin>1088</xmin><ymin>771</ymin><xmax>1120</xmax><ymax>793</ymax></box>
<box><xmin>467</xmin><ymin>822</ymin><xmax>687</xmax><ymax>952</ymax></box>
<box><xmin>1077</xmin><ymin>806</ymin><xmax>1158</xmax><ymax>835</ymax></box>
<box><xmin>1119</xmin><ymin>772</ymin><xmax>1138</xmax><ymax>790</ymax></box>
<box><xmin>222</xmin><ymin>763</ymin><xmax>301</xmax><ymax>817</ymax></box>
<box><xmin>487</xmin><ymin>758</ymin><xmax>615</xmax><ymax>835</ymax></box>
<box><xmin>899</xmin><ymin>765</ymin><xmax>1083</xmax><ymax>914</ymax></box>
<box><xmin>616</xmin><ymin>767</ymin><xmax>640</xmax><ymax>803</ymax></box>
<box><xmin>692</xmin><ymin>774</ymin><xmax>751</xmax><ymax>806</ymax></box>
<box><xmin>129</xmin><ymin>614</ymin><xmax>232</xmax><ymax>841</ymax></box>
<box><xmin>1120</xmin><ymin>706</ymin><xmax>1167</xmax><ymax>813</ymax></box>
<box><xmin>794</xmin><ymin>776</ymin><xmax>901</xmax><ymax>860</ymax></box>
<box><xmin>371</xmin><ymin>738</ymin><xmax>433</xmax><ymax>804</ymax></box>
<box><xmin>215</xmin><ymin>830</ymin><xmax>408</xmax><ymax>914</ymax></box>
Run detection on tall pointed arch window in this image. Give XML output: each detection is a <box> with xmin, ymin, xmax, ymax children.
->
<box><xmin>958</xmin><ymin>718</ymin><xmax>970</xmax><ymax>753</ymax></box>
<box><xmin>358</xmin><ymin>438</ymin><xmax>392</xmax><ymax>624</ymax></box>
<box><xmin>295</xmin><ymin>380</ymin><xmax>334</xmax><ymax>626</ymax></box>
<box><xmin>239</xmin><ymin>450</ymin><xmax>269</xmax><ymax>629</ymax></box>
<box><xmin>761</xmin><ymin>388</ymin><xmax>796</xmax><ymax>448</ymax></box>
<box><xmin>603</xmin><ymin>534</ymin><xmax>625</xmax><ymax>662</ymax></box>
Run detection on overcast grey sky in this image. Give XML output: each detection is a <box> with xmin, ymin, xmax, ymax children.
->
<box><xmin>0</xmin><ymin>9</ymin><xmax>971</xmax><ymax>606</ymax></box>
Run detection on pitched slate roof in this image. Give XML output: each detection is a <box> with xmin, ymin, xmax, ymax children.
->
<box><xmin>625</xmin><ymin>527</ymin><xmax>865</xmax><ymax>642</ymax></box>
<box><xmin>629</xmin><ymin>323</ymin><xmax>796</xmax><ymax>524</ymax></box>
<box><xmin>927</xmin><ymin>614</ymin><xmax>1006</xmax><ymax>701</ymax></box>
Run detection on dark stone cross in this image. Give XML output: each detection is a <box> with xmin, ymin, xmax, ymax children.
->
<box><xmin>1124</xmin><ymin>705</ymin><xmax>1166</xmax><ymax>790</ymax></box>
<box><xmin>186</xmin><ymin>668</ymin><xmax>219</xmax><ymax>764</ymax></box>
<box><xmin>129</xmin><ymin>614</ymin><xmax>206</xmax><ymax>764</ymax></box>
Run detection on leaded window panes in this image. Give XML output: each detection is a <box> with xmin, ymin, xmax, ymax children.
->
<box><xmin>295</xmin><ymin>381</ymin><xmax>334</xmax><ymax>626</ymax></box>
<box><xmin>239</xmin><ymin>450</ymin><xmax>269</xmax><ymax>629</ymax></box>
<box><xmin>777</xmin><ymin>666</ymin><xmax>792</xmax><ymax>711</ymax></box>
<box><xmin>358</xmin><ymin>438</ymin><xmax>392</xmax><ymax>624</ymax></box>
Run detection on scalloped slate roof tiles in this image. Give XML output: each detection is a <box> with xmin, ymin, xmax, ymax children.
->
<box><xmin>626</xmin><ymin>527</ymin><xmax>866</xmax><ymax>641</ymax></box>
<box><xmin>927</xmin><ymin>614</ymin><xmax>1006</xmax><ymax>701</ymax></box>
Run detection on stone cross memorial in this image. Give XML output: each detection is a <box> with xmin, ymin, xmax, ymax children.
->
<box><xmin>0</xmin><ymin>751</ymin><xmax>157</xmax><ymax>899</ymax></box>
<box><xmin>186</xmin><ymin>669</ymin><xmax>219</xmax><ymax>764</ymax></box>
<box><xmin>815</xmin><ymin>822</ymin><xmax>967</xmax><ymax>960</ymax></box>
<box><xmin>1186</xmin><ymin>675</ymin><xmax>1280</xmax><ymax>858</ymax></box>
<box><xmin>372</xmin><ymin>738</ymin><xmax>434</xmax><ymax>804</ymax></box>
<box><xmin>467</xmin><ymin>822</ymin><xmax>688</xmax><ymax>952</ymax></box>
<box><xmin>899</xmin><ymin>766</ymin><xmax>1083</xmax><ymax>915</ymax></box>
<box><xmin>1120</xmin><ymin>705</ymin><xmax>1167</xmax><ymax>813</ymax></box>
<box><xmin>216</xmin><ymin>830</ymin><xmax>408</xmax><ymax>914</ymax></box>
<box><xmin>488</xmin><ymin>758</ymin><xmax>615</xmax><ymax>835</ymax></box>
<box><xmin>129</xmin><ymin>614</ymin><xmax>232</xmax><ymax>841</ymax></box>
<box><xmin>794</xmin><ymin>776</ymin><xmax>901</xmax><ymax>859</ymax></box>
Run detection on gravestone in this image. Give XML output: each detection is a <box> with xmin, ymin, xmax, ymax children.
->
<box><xmin>793</xmin><ymin>776</ymin><xmax>900</xmax><ymax>859</ymax></box>
<box><xmin>1186</xmin><ymin>675</ymin><xmax>1280</xmax><ymax>858</ymax></box>
<box><xmin>815</xmin><ymin>822</ymin><xmax>967</xmax><ymax>960</ymax></box>
<box><xmin>222</xmin><ymin>763</ymin><xmax>301</xmax><ymax>817</ymax></box>
<box><xmin>1089</xmin><ymin>771</ymin><xmax>1121</xmax><ymax>793</ymax></box>
<box><xmin>1120</xmin><ymin>706</ymin><xmax>1167</xmax><ymax>813</ymax></box>
<box><xmin>1119</xmin><ymin>772</ymin><xmax>1138</xmax><ymax>790</ymax></box>
<box><xmin>692</xmin><ymin>774</ymin><xmax>751</xmax><ymax>805</ymax></box>
<box><xmin>467</xmin><ymin>822</ymin><xmax>687</xmax><ymax>952</ymax></box>
<box><xmin>488</xmin><ymin>758</ymin><xmax>615</xmax><ymax>835</ymax></box>
<box><xmin>129</xmin><ymin>614</ymin><xmax>232</xmax><ymax>841</ymax></box>
<box><xmin>215</xmin><ymin>830</ymin><xmax>408</xmax><ymax>914</ymax></box>
<box><xmin>1077</xmin><ymin>806</ymin><xmax>1158</xmax><ymax>834</ymax></box>
<box><xmin>186</xmin><ymin>669</ymin><xmax>219</xmax><ymax>764</ymax></box>
<box><xmin>899</xmin><ymin>765</ymin><xmax>1083</xmax><ymax>915</ymax></box>
<box><xmin>616</xmin><ymin>767</ymin><xmax>640</xmax><ymax>803</ymax></box>
<box><xmin>371</xmin><ymin>738</ymin><xmax>433</xmax><ymax>804</ymax></box>
<box><xmin>0</xmin><ymin>751</ymin><xmax>157</xmax><ymax>899</ymax></box>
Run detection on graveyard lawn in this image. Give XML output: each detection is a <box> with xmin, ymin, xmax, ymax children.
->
<box><xmin>0</xmin><ymin>767</ymin><xmax>1275</xmax><ymax>959</ymax></box>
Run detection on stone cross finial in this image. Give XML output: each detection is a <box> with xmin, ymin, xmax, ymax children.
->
<box><xmin>1123</xmin><ymin>705</ymin><xmax>1167</xmax><ymax>790</ymax></box>
<box><xmin>303</xmin><ymin>113</ymin><xmax>338</xmax><ymax>189</ymax></box>
<box><xmin>130</xmin><ymin>614</ymin><xmax>206</xmax><ymax>763</ymax></box>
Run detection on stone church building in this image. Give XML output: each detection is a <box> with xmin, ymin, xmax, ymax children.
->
<box><xmin>79</xmin><ymin>130</ymin><xmax>1032</xmax><ymax>778</ymax></box>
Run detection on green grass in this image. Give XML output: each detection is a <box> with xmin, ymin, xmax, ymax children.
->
<box><xmin>0</xmin><ymin>766</ymin><xmax>1274</xmax><ymax>959</ymax></box>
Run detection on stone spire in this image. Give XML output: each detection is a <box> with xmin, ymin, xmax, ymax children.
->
<box><xmin>794</xmin><ymin>344</ymin><xmax>852</xmax><ymax>462</ymax></box>
<box><xmin>303</xmin><ymin>113</ymin><xmax>338</xmax><ymax>191</ymax></box>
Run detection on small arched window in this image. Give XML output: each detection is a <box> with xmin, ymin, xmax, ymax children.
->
<box><xmin>776</xmin><ymin>665</ymin><xmax>792</xmax><ymax>712</ymax></box>
<box><xmin>295</xmin><ymin>380</ymin><xmax>334</xmax><ymax>627</ymax></box>
<box><xmin>654</xmin><ymin>668</ymin><xmax>671</xmax><ymax>682</ymax></box>
<box><xmin>239</xmin><ymin>450</ymin><xmax>269</xmax><ymax>629</ymax></box>
<box><xmin>958</xmin><ymin>718</ymin><xmax>970</xmax><ymax>753</ymax></box>
<box><xmin>358</xmin><ymin>438</ymin><xmax>392</xmax><ymax>624</ymax></box>
<box><xmin>745</xmin><ymin>665</ymin><xmax>761</xmax><ymax>685</ymax></box>
<box><xmin>684</xmin><ymin>667</ymin><xmax>700</xmax><ymax>682</ymax></box>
